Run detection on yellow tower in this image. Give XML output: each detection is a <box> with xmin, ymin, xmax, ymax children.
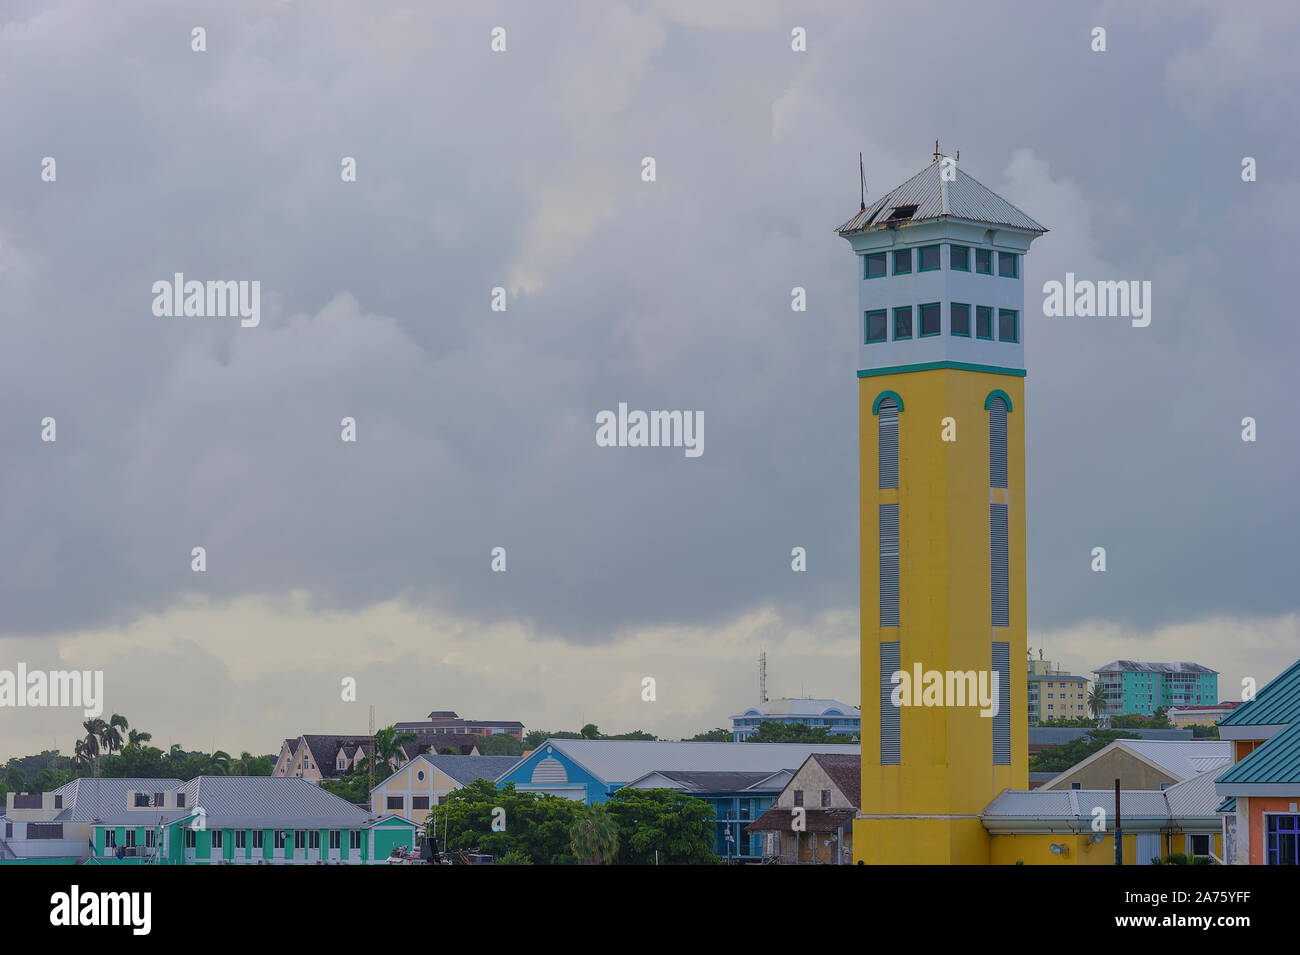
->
<box><xmin>836</xmin><ymin>155</ymin><xmax>1046</xmax><ymax>864</ymax></box>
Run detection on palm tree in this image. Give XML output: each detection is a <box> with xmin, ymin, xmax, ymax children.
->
<box><xmin>579</xmin><ymin>723</ymin><xmax>600</xmax><ymax>740</ymax></box>
<box><xmin>101</xmin><ymin>714</ymin><xmax>128</xmax><ymax>757</ymax></box>
<box><xmin>127</xmin><ymin>728</ymin><xmax>153</xmax><ymax>748</ymax></box>
<box><xmin>1087</xmin><ymin>684</ymin><xmax>1106</xmax><ymax>720</ymax></box>
<box><xmin>207</xmin><ymin>750</ymin><xmax>232</xmax><ymax>776</ymax></box>
<box><xmin>570</xmin><ymin>803</ymin><xmax>619</xmax><ymax>865</ymax></box>
<box><xmin>80</xmin><ymin>718</ymin><xmax>107</xmax><ymax>777</ymax></box>
<box><xmin>370</xmin><ymin>726</ymin><xmax>417</xmax><ymax>773</ymax></box>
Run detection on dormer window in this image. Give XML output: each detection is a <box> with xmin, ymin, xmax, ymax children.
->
<box><xmin>338</xmin><ymin>758</ymin><xmax>346</xmax><ymax>769</ymax></box>
<box><xmin>176</xmin><ymin>793</ymin><xmax>185</xmax><ymax>808</ymax></box>
<box><xmin>134</xmin><ymin>792</ymin><xmax>150</xmax><ymax>807</ymax></box>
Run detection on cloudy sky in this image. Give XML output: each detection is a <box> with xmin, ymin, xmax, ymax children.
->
<box><xmin>2</xmin><ymin>0</ymin><xmax>1297</xmax><ymax>759</ymax></box>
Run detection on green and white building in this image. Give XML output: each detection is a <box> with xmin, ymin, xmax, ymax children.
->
<box><xmin>87</xmin><ymin>776</ymin><xmax>419</xmax><ymax>865</ymax></box>
<box><xmin>1093</xmin><ymin>661</ymin><xmax>1218</xmax><ymax>717</ymax></box>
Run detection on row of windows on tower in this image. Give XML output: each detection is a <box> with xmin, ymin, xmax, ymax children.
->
<box><xmin>863</xmin><ymin>245</ymin><xmax>1019</xmax><ymax>279</ymax></box>
<box><xmin>865</xmin><ymin>303</ymin><xmax>1018</xmax><ymax>344</ymax></box>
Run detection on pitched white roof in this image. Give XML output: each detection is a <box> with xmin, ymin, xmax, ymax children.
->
<box><xmin>1119</xmin><ymin>740</ymin><xmax>1232</xmax><ymax>779</ymax></box>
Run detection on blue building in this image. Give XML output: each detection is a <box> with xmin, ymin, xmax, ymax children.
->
<box><xmin>730</xmin><ymin>698</ymin><xmax>861</xmax><ymax>741</ymax></box>
<box><xmin>496</xmin><ymin>739</ymin><xmax>860</xmax><ymax>861</ymax></box>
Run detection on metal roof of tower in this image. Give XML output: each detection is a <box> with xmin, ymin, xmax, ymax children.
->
<box><xmin>836</xmin><ymin>157</ymin><xmax>1047</xmax><ymax>235</ymax></box>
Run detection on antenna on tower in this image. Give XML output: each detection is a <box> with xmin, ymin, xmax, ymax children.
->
<box><xmin>759</xmin><ymin>651</ymin><xmax>768</xmax><ymax>705</ymax></box>
<box><xmin>934</xmin><ymin>139</ymin><xmax>941</xmax><ymax>161</ymax></box>
<box><xmin>858</xmin><ymin>152</ymin><xmax>866</xmax><ymax>211</ymax></box>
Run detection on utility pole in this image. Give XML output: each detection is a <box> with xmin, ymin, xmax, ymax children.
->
<box><xmin>368</xmin><ymin>705</ymin><xmax>376</xmax><ymax>814</ymax></box>
<box><xmin>1114</xmin><ymin>778</ymin><xmax>1123</xmax><ymax>865</ymax></box>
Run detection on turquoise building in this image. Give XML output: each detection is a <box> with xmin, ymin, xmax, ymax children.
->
<box><xmin>1093</xmin><ymin>661</ymin><xmax>1218</xmax><ymax>716</ymax></box>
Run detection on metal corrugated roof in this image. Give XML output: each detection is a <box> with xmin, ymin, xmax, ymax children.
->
<box><xmin>732</xmin><ymin>698</ymin><xmax>860</xmax><ymax>718</ymax></box>
<box><xmin>1216</xmin><ymin>720</ymin><xmax>1300</xmax><ymax>785</ymax></box>
<box><xmin>983</xmin><ymin>778</ymin><xmax>1221</xmax><ymax>824</ymax></box>
<box><xmin>1119</xmin><ymin>740</ymin><xmax>1233</xmax><ymax>779</ymax></box>
<box><xmin>836</xmin><ymin>158</ymin><xmax>1046</xmax><ymax>235</ymax></box>
<box><xmin>92</xmin><ymin>776</ymin><xmax>386</xmax><ymax>829</ymax></box>
<box><xmin>1163</xmin><ymin>770</ymin><xmax>1229</xmax><ymax>816</ymax></box>
<box><xmin>1093</xmin><ymin>660</ymin><xmax>1218</xmax><ymax>674</ymax></box>
<box><xmin>1219</xmin><ymin>658</ymin><xmax>1300</xmax><ymax>727</ymax></box>
<box><xmin>527</xmin><ymin>740</ymin><xmax>860</xmax><ymax>784</ymax></box>
<box><xmin>50</xmin><ymin>778</ymin><xmax>184</xmax><ymax>822</ymax></box>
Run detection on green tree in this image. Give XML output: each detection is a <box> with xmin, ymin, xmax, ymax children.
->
<box><xmin>686</xmin><ymin>728</ymin><xmax>733</xmax><ymax>742</ymax></box>
<box><xmin>80</xmin><ymin>718</ymin><xmax>107</xmax><ymax>776</ymax></box>
<box><xmin>580</xmin><ymin>723</ymin><xmax>600</xmax><ymax>740</ymax></box>
<box><xmin>570</xmin><ymin>803</ymin><xmax>619</xmax><ymax>865</ymax></box>
<box><xmin>101</xmin><ymin>714</ymin><xmax>129</xmax><ymax>757</ymax></box>
<box><xmin>745</xmin><ymin>722</ymin><xmax>854</xmax><ymax>744</ymax></box>
<box><xmin>1086</xmin><ymin>684</ymin><xmax>1106</xmax><ymax>719</ymax></box>
<box><xmin>1028</xmin><ymin>730</ymin><xmax>1141</xmax><ymax>772</ymax></box>
<box><xmin>478</xmin><ymin>734</ymin><xmax>524</xmax><ymax>756</ymax></box>
<box><xmin>429</xmin><ymin>779</ymin><xmax>580</xmax><ymax>864</ymax></box>
<box><xmin>604</xmin><ymin>788</ymin><xmax>719</xmax><ymax>865</ymax></box>
<box><xmin>494</xmin><ymin>848</ymin><xmax>534</xmax><ymax>865</ymax></box>
<box><xmin>127</xmin><ymin>728</ymin><xmax>153</xmax><ymax>748</ymax></box>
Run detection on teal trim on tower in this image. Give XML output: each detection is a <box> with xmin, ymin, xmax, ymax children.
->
<box><xmin>858</xmin><ymin>361</ymin><xmax>1026</xmax><ymax>379</ymax></box>
<box><xmin>871</xmin><ymin>390</ymin><xmax>905</xmax><ymax>414</ymax></box>
<box><xmin>984</xmin><ymin>389</ymin><xmax>1015</xmax><ymax>412</ymax></box>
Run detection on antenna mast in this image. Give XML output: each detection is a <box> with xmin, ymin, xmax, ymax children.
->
<box><xmin>759</xmin><ymin>651</ymin><xmax>768</xmax><ymax>705</ymax></box>
<box><xmin>858</xmin><ymin>153</ymin><xmax>866</xmax><ymax>211</ymax></box>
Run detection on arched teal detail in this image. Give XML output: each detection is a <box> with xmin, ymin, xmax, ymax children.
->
<box><xmin>872</xmin><ymin>390</ymin><xmax>904</xmax><ymax>414</ymax></box>
<box><xmin>984</xmin><ymin>389</ymin><xmax>1014</xmax><ymax>413</ymax></box>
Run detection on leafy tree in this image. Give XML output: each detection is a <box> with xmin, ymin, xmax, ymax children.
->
<box><xmin>745</xmin><ymin>722</ymin><xmax>854</xmax><ymax>744</ymax></box>
<box><xmin>438</xmin><ymin>747</ymin><xmax>459</xmax><ymax>755</ymax></box>
<box><xmin>604</xmin><ymin>788</ymin><xmax>719</xmax><ymax>865</ymax></box>
<box><xmin>580</xmin><ymin>723</ymin><xmax>600</xmax><ymax>740</ymax></box>
<box><xmin>686</xmin><ymin>728</ymin><xmax>733</xmax><ymax>742</ymax></box>
<box><xmin>320</xmin><ymin>771</ymin><xmax>373</xmax><ymax>805</ymax></box>
<box><xmin>429</xmin><ymin>779</ymin><xmax>579</xmax><ymax>864</ymax></box>
<box><xmin>478</xmin><ymin>734</ymin><xmax>523</xmax><ymax>756</ymax></box>
<box><xmin>523</xmin><ymin>730</ymin><xmax>583</xmax><ymax>749</ymax></box>
<box><xmin>570</xmin><ymin>803</ymin><xmax>619</xmax><ymax>865</ymax></box>
<box><xmin>1191</xmin><ymin>724</ymin><xmax>1220</xmax><ymax>739</ymax></box>
<box><xmin>494</xmin><ymin>848</ymin><xmax>534</xmax><ymax>865</ymax></box>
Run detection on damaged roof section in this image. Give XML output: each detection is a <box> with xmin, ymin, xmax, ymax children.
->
<box><xmin>836</xmin><ymin>157</ymin><xmax>1047</xmax><ymax>235</ymax></box>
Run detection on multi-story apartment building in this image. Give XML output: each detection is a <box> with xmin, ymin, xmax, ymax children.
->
<box><xmin>1028</xmin><ymin>669</ymin><xmax>1089</xmax><ymax>723</ymax></box>
<box><xmin>1092</xmin><ymin>661</ymin><xmax>1218</xmax><ymax>717</ymax></box>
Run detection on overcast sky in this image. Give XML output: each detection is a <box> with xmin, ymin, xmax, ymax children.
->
<box><xmin>2</xmin><ymin>0</ymin><xmax>1297</xmax><ymax>759</ymax></box>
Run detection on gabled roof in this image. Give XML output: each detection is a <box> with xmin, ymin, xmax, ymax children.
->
<box><xmin>835</xmin><ymin>157</ymin><xmax>1046</xmax><ymax>235</ymax></box>
<box><xmin>1039</xmin><ymin>739</ymin><xmax>1231</xmax><ymax>790</ymax></box>
<box><xmin>91</xmin><ymin>777</ymin><xmax>405</xmax><ymax>829</ymax></box>
<box><xmin>810</xmin><ymin>753</ymin><xmax>861</xmax><ymax>808</ymax></box>
<box><xmin>417</xmin><ymin>754</ymin><xmax>522</xmax><ymax>786</ymax></box>
<box><xmin>1220</xmin><ymin>658</ymin><xmax>1300</xmax><ymax>727</ymax></box>
<box><xmin>1216</xmin><ymin>721</ymin><xmax>1300</xmax><ymax>787</ymax></box>
<box><xmin>733</xmin><ymin>698</ymin><xmax>860</xmax><ymax>718</ymax></box>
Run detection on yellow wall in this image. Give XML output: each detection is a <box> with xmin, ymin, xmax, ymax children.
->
<box><xmin>857</xmin><ymin>369</ymin><xmax>1027</xmax><ymax>863</ymax></box>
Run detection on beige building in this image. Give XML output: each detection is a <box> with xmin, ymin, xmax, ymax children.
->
<box><xmin>370</xmin><ymin>754</ymin><xmax>522</xmax><ymax>826</ymax></box>
<box><xmin>1167</xmin><ymin>702</ymin><xmax>1240</xmax><ymax>727</ymax></box>
<box><xmin>273</xmin><ymin>733</ymin><xmax>481</xmax><ymax>784</ymax></box>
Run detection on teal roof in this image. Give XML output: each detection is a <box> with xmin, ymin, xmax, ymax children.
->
<box><xmin>1220</xmin><ymin>658</ymin><xmax>1300</xmax><ymax>727</ymax></box>
<box><xmin>1216</xmin><ymin>797</ymin><xmax>1236</xmax><ymax>813</ymax></box>
<box><xmin>1216</xmin><ymin>721</ymin><xmax>1300</xmax><ymax>785</ymax></box>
